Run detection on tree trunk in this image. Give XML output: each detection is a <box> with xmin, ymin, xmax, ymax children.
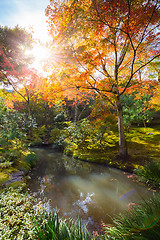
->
<box><xmin>74</xmin><ymin>101</ymin><xmax>78</xmax><ymax>125</ymax></box>
<box><xmin>117</xmin><ymin>101</ymin><xmax>128</xmax><ymax>158</ymax></box>
<box><xmin>143</xmin><ymin>118</ymin><xmax>146</xmax><ymax>128</ymax></box>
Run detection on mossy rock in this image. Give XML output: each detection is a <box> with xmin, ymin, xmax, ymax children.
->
<box><xmin>0</xmin><ymin>172</ymin><xmax>10</xmax><ymax>186</ymax></box>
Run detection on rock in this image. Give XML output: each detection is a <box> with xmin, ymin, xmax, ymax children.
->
<box><xmin>11</xmin><ymin>171</ymin><xmax>24</xmax><ymax>178</ymax></box>
<box><xmin>2</xmin><ymin>171</ymin><xmax>24</xmax><ymax>186</ymax></box>
<box><xmin>42</xmin><ymin>141</ymin><xmax>49</xmax><ymax>145</ymax></box>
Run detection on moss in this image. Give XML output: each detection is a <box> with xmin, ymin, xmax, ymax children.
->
<box><xmin>0</xmin><ymin>172</ymin><xmax>10</xmax><ymax>185</ymax></box>
<box><xmin>28</xmin><ymin>140</ymin><xmax>42</xmax><ymax>147</ymax></box>
<box><xmin>6</xmin><ymin>181</ymin><xmax>26</xmax><ymax>190</ymax></box>
<box><xmin>126</xmin><ymin>126</ymin><xmax>160</xmax><ymax>162</ymax></box>
<box><xmin>65</xmin><ymin>125</ymin><xmax>160</xmax><ymax>172</ymax></box>
<box><xmin>73</xmin><ymin>148</ymin><xmax>118</xmax><ymax>164</ymax></box>
<box><xmin>0</xmin><ymin>144</ymin><xmax>38</xmax><ymax>190</ymax></box>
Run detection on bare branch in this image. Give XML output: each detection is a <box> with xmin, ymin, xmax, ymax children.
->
<box><xmin>135</xmin><ymin>0</ymin><xmax>159</xmax><ymax>51</ymax></box>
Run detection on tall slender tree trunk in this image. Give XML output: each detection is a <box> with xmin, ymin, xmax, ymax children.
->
<box><xmin>74</xmin><ymin>101</ymin><xmax>78</xmax><ymax>125</ymax></box>
<box><xmin>117</xmin><ymin>100</ymin><xmax>128</xmax><ymax>158</ymax></box>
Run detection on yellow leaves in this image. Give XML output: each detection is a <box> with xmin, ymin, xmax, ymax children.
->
<box><xmin>4</xmin><ymin>97</ymin><xmax>14</xmax><ymax>109</ymax></box>
<box><xmin>80</xmin><ymin>0</ymin><xmax>92</xmax><ymax>11</ymax></box>
<box><xmin>150</xmin><ymin>84</ymin><xmax>160</xmax><ymax>110</ymax></box>
<box><xmin>44</xmin><ymin>0</ymin><xmax>160</xmax><ymax>111</ymax></box>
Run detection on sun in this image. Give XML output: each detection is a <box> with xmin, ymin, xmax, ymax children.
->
<box><xmin>21</xmin><ymin>10</ymin><xmax>52</xmax><ymax>73</ymax></box>
<box><xmin>25</xmin><ymin>42</ymin><xmax>51</xmax><ymax>74</ymax></box>
<box><xmin>32</xmin><ymin>43</ymin><xmax>50</xmax><ymax>62</ymax></box>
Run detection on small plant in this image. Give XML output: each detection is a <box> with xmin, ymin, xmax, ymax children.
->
<box><xmin>103</xmin><ymin>194</ymin><xmax>160</xmax><ymax>240</ymax></box>
<box><xmin>50</xmin><ymin>128</ymin><xmax>61</xmax><ymax>143</ymax></box>
<box><xmin>135</xmin><ymin>160</ymin><xmax>160</xmax><ymax>188</ymax></box>
<box><xmin>25</xmin><ymin>152</ymin><xmax>38</xmax><ymax>167</ymax></box>
<box><xmin>0</xmin><ymin>160</ymin><xmax>13</xmax><ymax>168</ymax></box>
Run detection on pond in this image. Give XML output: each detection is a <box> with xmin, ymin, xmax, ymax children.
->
<box><xmin>27</xmin><ymin>148</ymin><xmax>152</xmax><ymax>232</ymax></box>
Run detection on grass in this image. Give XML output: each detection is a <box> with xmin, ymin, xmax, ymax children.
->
<box><xmin>35</xmin><ymin>210</ymin><xmax>93</xmax><ymax>240</ymax></box>
<box><xmin>134</xmin><ymin>160</ymin><xmax>160</xmax><ymax>188</ymax></box>
<box><xmin>103</xmin><ymin>193</ymin><xmax>160</xmax><ymax>240</ymax></box>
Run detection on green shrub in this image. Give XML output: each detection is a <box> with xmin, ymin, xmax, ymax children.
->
<box><xmin>0</xmin><ymin>187</ymin><xmax>48</xmax><ymax>240</ymax></box>
<box><xmin>25</xmin><ymin>152</ymin><xmax>37</xmax><ymax>167</ymax></box>
<box><xmin>122</xmin><ymin>92</ymin><xmax>155</xmax><ymax>130</ymax></box>
<box><xmin>135</xmin><ymin>161</ymin><xmax>160</xmax><ymax>188</ymax></box>
<box><xmin>0</xmin><ymin>160</ymin><xmax>13</xmax><ymax>168</ymax></box>
<box><xmin>62</xmin><ymin>119</ymin><xmax>118</xmax><ymax>154</ymax></box>
<box><xmin>103</xmin><ymin>194</ymin><xmax>160</xmax><ymax>240</ymax></box>
<box><xmin>2</xmin><ymin>149</ymin><xmax>21</xmax><ymax>162</ymax></box>
<box><xmin>50</xmin><ymin>128</ymin><xmax>61</xmax><ymax>143</ymax></box>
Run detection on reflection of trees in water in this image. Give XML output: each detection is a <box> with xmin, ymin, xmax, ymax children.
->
<box><xmin>35</xmin><ymin>148</ymin><xmax>108</xmax><ymax>177</ymax></box>
<box><xmin>47</xmin><ymin>152</ymin><xmax>66</xmax><ymax>176</ymax></box>
<box><xmin>33</xmin><ymin>149</ymin><xmax>66</xmax><ymax>177</ymax></box>
<box><xmin>63</xmin><ymin>155</ymin><xmax>105</xmax><ymax>176</ymax></box>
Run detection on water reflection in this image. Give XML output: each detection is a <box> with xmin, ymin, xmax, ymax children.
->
<box><xmin>28</xmin><ymin>148</ymin><xmax>152</xmax><ymax>231</ymax></box>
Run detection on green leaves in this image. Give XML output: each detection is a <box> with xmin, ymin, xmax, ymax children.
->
<box><xmin>135</xmin><ymin>161</ymin><xmax>160</xmax><ymax>188</ymax></box>
<box><xmin>122</xmin><ymin>92</ymin><xmax>155</xmax><ymax>129</ymax></box>
<box><xmin>0</xmin><ymin>98</ymin><xmax>37</xmax><ymax>146</ymax></box>
<box><xmin>0</xmin><ymin>187</ymin><xmax>54</xmax><ymax>240</ymax></box>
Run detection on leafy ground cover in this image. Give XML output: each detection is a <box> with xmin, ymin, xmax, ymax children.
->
<box><xmin>0</xmin><ymin>186</ymin><xmax>47</xmax><ymax>240</ymax></box>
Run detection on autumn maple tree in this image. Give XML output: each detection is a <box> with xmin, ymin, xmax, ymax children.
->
<box><xmin>0</xmin><ymin>26</ymin><xmax>44</xmax><ymax>117</ymax></box>
<box><xmin>45</xmin><ymin>0</ymin><xmax>160</xmax><ymax>158</ymax></box>
<box><xmin>0</xmin><ymin>26</ymin><xmax>32</xmax><ymax>82</ymax></box>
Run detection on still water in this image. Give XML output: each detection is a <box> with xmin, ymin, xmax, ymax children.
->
<box><xmin>27</xmin><ymin>148</ymin><xmax>152</xmax><ymax>232</ymax></box>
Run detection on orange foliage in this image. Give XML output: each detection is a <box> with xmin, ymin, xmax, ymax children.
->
<box><xmin>45</xmin><ymin>0</ymin><xmax>160</xmax><ymax>109</ymax></box>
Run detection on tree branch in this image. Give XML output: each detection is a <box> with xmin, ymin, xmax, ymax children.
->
<box><xmin>119</xmin><ymin>54</ymin><xmax>160</xmax><ymax>96</ymax></box>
